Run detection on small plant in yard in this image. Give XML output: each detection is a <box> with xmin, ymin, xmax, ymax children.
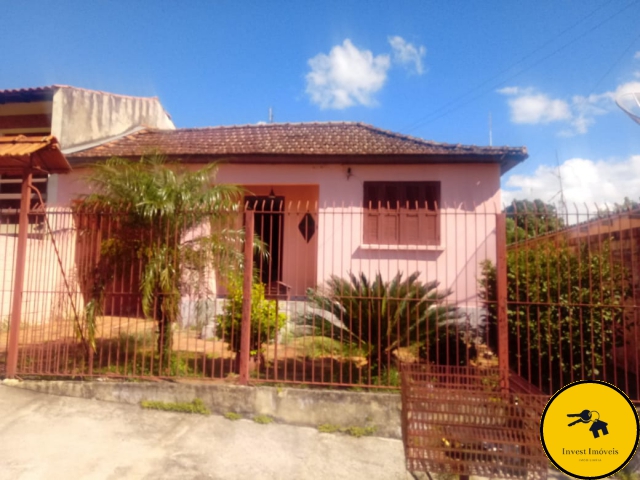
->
<box><xmin>253</xmin><ymin>414</ymin><xmax>274</xmax><ymax>424</ymax></box>
<box><xmin>216</xmin><ymin>275</ymin><xmax>286</xmax><ymax>364</ymax></box>
<box><xmin>371</xmin><ymin>365</ymin><xmax>401</xmax><ymax>389</ymax></box>
<box><xmin>224</xmin><ymin>412</ymin><xmax>243</xmax><ymax>421</ymax></box>
<box><xmin>301</xmin><ymin>336</ymin><xmax>369</xmax><ymax>360</ymax></box>
<box><xmin>140</xmin><ymin>398</ymin><xmax>210</xmax><ymax>415</ymax></box>
<box><xmin>303</xmin><ymin>271</ymin><xmax>466</xmax><ymax>375</ymax></box>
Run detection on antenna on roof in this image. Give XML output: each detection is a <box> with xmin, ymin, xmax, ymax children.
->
<box><xmin>549</xmin><ymin>150</ymin><xmax>568</xmax><ymax>224</ymax></box>
<box><xmin>269</xmin><ymin>107</ymin><xmax>274</xmax><ymax>124</ymax></box>
<box><xmin>488</xmin><ymin>112</ymin><xmax>492</xmax><ymax>146</ymax></box>
<box><xmin>616</xmin><ymin>92</ymin><xmax>640</xmax><ymax>125</ymax></box>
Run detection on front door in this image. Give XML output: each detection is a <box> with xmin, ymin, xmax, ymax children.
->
<box><xmin>245</xmin><ymin>196</ymin><xmax>284</xmax><ymax>286</ymax></box>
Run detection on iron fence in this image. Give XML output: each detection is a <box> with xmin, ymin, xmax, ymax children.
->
<box><xmin>1</xmin><ymin>202</ymin><xmax>639</xmax><ymax>401</ymax></box>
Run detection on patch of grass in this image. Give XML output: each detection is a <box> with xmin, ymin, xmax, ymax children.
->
<box><xmin>300</xmin><ymin>336</ymin><xmax>369</xmax><ymax>360</ymax></box>
<box><xmin>94</xmin><ymin>350</ymin><xmax>198</xmax><ymax>378</ymax></box>
<box><xmin>140</xmin><ymin>398</ymin><xmax>210</xmax><ymax>415</ymax></box>
<box><xmin>344</xmin><ymin>425</ymin><xmax>377</xmax><ymax>437</ymax></box>
<box><xmin>253</xmin><ymin>414</ymin><xmax>274</xmax><ymax>424</ymax></box>
<box><xmin>116</xmin><ymin>331</ymin><xmax>156</xmax><ymax>354</ymax></box>
<box><xmin>224</xmin><ymin>412</ymin><xmax>242</xmax><ymax>421</ymax></box>
<box><xmin>317</xmin><ymin>424</ymin><xmax>377</xmax><ymax>437</ymax></box>
<box><xmin>318</xmin><ymin>423</ymin><xmax>341</xmax><ymax>433</ymax></box>
<box><xmin>370</xmin><ymin>366</ymin><xmax>401</xmax><ymax>390</ymax></box>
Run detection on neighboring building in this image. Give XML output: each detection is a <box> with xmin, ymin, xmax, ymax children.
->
<box><xmin>0</xmin><ymin>85</ymin><xmax>174</xmax><ymax>210</ymax></box>
<box><xmin>0</xmin><ymin>85</ymin><xmax>175</xmax><ymax>325</ymax></box>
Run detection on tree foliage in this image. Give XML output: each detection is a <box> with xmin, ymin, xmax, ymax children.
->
<box><xmin>505</xmin><ymin>199</ymin><xmax>565</xmax><ymax>244</ymax></box>
<box><xmin>480</xmin><ymin>239</ymin><xmax>630</xmax><ymax>394</ymax></box>
<box><xmin>302</xmin><ymin>271</ymin><xmax>469</xmax><ymax>371</ymax></box>
<box><xmin>75</xmin><ymin>155</ymin><xmax>245</xmax><ymax>365</ymax></box>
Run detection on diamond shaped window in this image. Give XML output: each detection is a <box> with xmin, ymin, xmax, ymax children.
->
<box><xmin>298</xmin><ymin>213</ymin><xmax>316</xmax><ymax>243</ymax></box>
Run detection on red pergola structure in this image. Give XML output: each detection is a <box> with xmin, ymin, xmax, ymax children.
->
<box><xmin>0</xmin><ymin>135</ymin><xmax>71</xmax><ymax>377</ymax></box>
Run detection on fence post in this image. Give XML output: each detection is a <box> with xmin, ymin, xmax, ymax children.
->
<box><xmin>496</xmin><ymin>213</ymin><xmax>510</xmax><ymax>392</ymax></box>
<box><xmin>6</xmin><ymin>171</ymin><xmax>32</xmax><ymax>378</ymax></box>
<box><xmin>239</xmin><ymin>209</ymin><xmax>254</xmax><ymax>385</ymax></box>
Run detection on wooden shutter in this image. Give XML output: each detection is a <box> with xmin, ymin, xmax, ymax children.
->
<box><xmin>364</xmin><ymin>181</ymin><xmax>440</xmax><ymax>245</ymax></box>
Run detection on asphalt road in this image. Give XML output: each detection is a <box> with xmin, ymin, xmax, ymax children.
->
<box><xmin>0</xmin><ymin>384</ymin><xmax>408</xmax><ymax>480</ymax></box>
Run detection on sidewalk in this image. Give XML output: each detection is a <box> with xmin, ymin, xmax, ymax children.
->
<box><xmin>0</xmin><ymin>385</ymin><xmax>408</xmax><ymax>480</ymax></box>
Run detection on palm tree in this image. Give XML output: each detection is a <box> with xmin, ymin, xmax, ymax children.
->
<box><xmin>75</xmin><ymin>154</ymin><xmax>245</xmax><ymax>366</ymax></box>
<box><xmin>303</xmin><ymin>271</ymin><xmax>465</xmax><ymax>374</ymax></box>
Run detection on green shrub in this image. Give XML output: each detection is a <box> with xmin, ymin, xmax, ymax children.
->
<box><xmin>303</xmin><ymin>272</ymin><xmax>466</xmax><ymax>372</ymax></box>
<box><xmin>216</xmin><ymin>276</ymin><xmax>287</xmax><ymax>354</ymax></box>
<box><xmin>480</xmin><ymin>239</ymin><xmax>630</xmax><ymax>393</ymax></box>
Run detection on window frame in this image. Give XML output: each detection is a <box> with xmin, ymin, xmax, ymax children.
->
<box><xmin>0</xmin><ymin>174</ymin><xmax>48</xmax><ymax>225</ymax></box>
<box><xmin>362</xmin><ymin>181</ymin><xmax>441</xmax><ymax>246</ymax></box>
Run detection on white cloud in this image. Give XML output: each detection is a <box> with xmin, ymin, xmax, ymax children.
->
<box><xmin>499</xmin><ymin>79</ymin><xmax>640</xmax><ymax>135</ymax></box>
<box><xmin>503</xmin><ymin>155</ymin><xmax>640</xmax><ymax>216</ymax></box>
<box><xmin>500</xmin><ymin>89</ymin><xmax>572</xmax><ymax>124</ymax></box>
<box><xmin>305</xmin><ymin>39</ymin><xmax>391</xmax><ymax>109</ymax></box>
<box><xmin>498</xmin><ymin>53</ymin><xmax>640</xmax><ymax>134</ymax></box>
<box><xmin>388</xmin><ymin>36</ymin><xmax>426</xmax><ymax>75</ymax></box>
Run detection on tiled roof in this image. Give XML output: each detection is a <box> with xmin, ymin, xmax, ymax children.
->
<box><xmin>69</xmin><ymin>122</ymin><xmax>527</xmax><ymax>172</ymax></box>
<box><xmin>0</xmin><ymin>135</ymin><xmax>71</xmax><ymax>174</ymax></box>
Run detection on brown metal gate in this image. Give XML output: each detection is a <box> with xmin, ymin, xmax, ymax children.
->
<box><xmin>401</xmin><ymin>364</ymin><xmax>549</xmax><ymax>479</ymax></box>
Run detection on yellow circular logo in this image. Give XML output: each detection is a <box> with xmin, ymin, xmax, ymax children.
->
<box><xmin>540</xmin><ymin>380</ymin><xmax>639</xmax><ymax>479</ymax></box>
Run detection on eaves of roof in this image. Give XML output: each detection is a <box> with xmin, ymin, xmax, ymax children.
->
<box><xmin>68</xmin><ymin>122</ymin><xmax>528</xmax><ymax>175</ymax></box>
<box><xmin>0</xmin><ymin>135</ymin><xmax>71</xmax><ymax>174</ymax></box>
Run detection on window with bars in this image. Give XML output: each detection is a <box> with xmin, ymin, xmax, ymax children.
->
<box><xmin>0</xmin><ymin>174</ymin><xmax>48</xmax><ymax>224</ymax></box>
<box><xmin>363</xmin><ymin>181</ymin><xmax>440</xmax><ymax>245</ymax></box>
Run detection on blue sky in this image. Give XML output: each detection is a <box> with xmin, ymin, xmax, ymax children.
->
<box><xmin>2</xmin><ymin>1</ymin><xmax>640</xmax><ymax>210</ymax></box>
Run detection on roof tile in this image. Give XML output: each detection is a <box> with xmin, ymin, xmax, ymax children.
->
<box><xmin>69</xmin><ymin>122</ymin><xmax>527</xmax><ymax>164</ymax></box>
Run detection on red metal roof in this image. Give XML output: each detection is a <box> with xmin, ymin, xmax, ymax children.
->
<box><xmin>69</xmin><ymin>122</ymin><xmax>527</xmax><ymax>173</ymax></box>
<box><xmin>0</xmin><ymin>135</ymin><xmax>71</xmax><ymax>174</ymax></box>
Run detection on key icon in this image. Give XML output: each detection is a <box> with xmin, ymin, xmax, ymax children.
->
<box><xmin>567</xmin><ymin>409</ymin><xmax>592</xmax><ymax>426</ymax></box>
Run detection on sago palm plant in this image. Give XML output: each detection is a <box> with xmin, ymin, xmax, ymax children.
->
<box><xmin>75</xmin><ymin>154</ymin><xmax>245</xmax><ymax>366</ymax></box>
<box><xmin>303</xmin><ymin>271</ymin><xmax>464</xmax><ymax>373</ymax></box>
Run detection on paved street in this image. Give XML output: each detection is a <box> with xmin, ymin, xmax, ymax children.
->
<box><xmin>0</xmin><ymin>385</ymin><xmax>407</xmax><ymax>480</ymax></box>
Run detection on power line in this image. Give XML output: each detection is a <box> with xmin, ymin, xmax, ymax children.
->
<box><xmin>403</xmin><ymin>0</ymin><xmax>639</xmax><ymax>133</ymax></box>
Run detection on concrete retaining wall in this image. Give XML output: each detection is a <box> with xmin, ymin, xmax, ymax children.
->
<box><xmin>11</xmin><ymin>380</ymin><xmax>402</xmax><ymax>438</ymax></box>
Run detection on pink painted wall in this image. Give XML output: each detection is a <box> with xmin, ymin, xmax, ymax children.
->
<box><xmin>54</xmin><ymin>162</ymin><xmax>500</xmax><ymax>314</ymax></box>
<box><xmin>0</xmin><ymin>209</ymin><xmax>83</xmax><ymax>328</ymax></box>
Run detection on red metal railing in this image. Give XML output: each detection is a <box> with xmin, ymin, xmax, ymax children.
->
<box><xmin>0</xmin><ymin>203</ymin><xmax>638</xmax><ymax>401</ymax></box>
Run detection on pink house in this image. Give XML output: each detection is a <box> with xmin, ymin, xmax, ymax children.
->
<box><xmin>0</xmin><ymin>85</ymin><xmax>527</xmax><ymax>327</ymax></box>
<box><xmin>62</xmin><ymin>123</ymin><xmax>527</xmax><ymax>323</ymax></box>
